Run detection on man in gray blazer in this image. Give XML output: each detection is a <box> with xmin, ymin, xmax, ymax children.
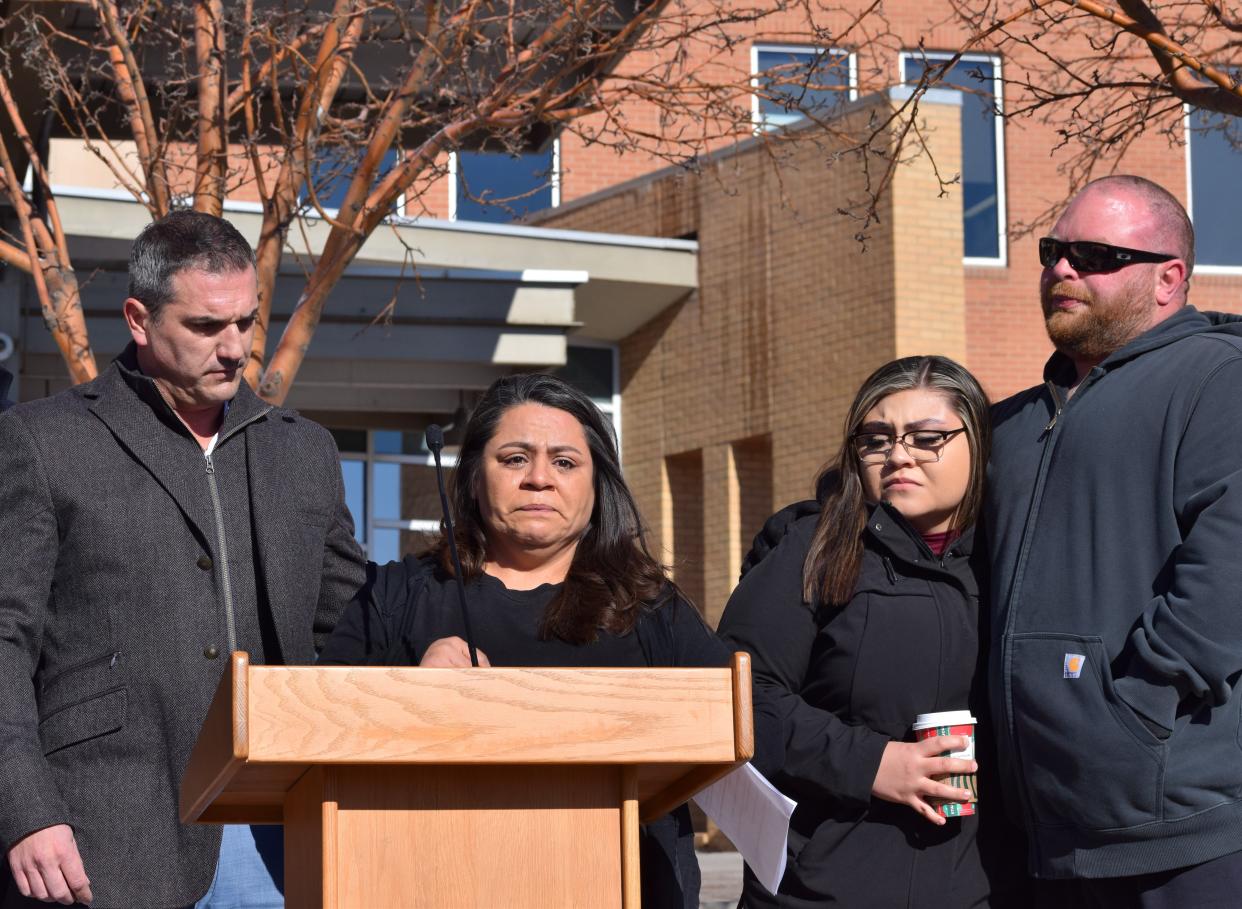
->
<box><xmin>0</xmin><ymin>212</ymin><xmax>367</xmax><ymax>907</ymax></box>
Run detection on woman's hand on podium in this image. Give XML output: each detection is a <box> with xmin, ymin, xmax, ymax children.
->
<box><xmin>421</xmin><ymin>636</ymin><xmax>492</xmax><ymax>668</ymax></box>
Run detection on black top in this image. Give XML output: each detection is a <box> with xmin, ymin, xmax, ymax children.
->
<box><xmin>718</xmin><ymin>502</ymin><xmax>1013</xmax><ymax>908</ymax></box>
<box><xmin>326</xmin><ymin>564</ymin><xmax>648</xmax><ymax>667</ymax></box>
<box><xmin>320</xmin><ymin>556</ymin><xmax>770</xmax><ymax>909</ymax></box>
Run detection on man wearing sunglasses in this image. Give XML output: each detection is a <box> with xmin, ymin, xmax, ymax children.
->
<box><xmin>985</xmin><ymin>175</ymin><xmax>1242</xmax><ymax>906</ymax></box>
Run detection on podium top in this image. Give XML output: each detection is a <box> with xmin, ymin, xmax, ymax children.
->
<box><xmin>181</xmin><ymin>651</ymin><xmax>753</xmax><ymax>824</ymax></box>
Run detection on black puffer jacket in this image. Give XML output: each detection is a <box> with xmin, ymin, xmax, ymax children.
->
<box><xmin>719</xmin><ymin>502</ymin><xmax>1020</xmax><ymax>908</ymax></box>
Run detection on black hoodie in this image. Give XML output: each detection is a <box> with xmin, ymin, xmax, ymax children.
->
<box><xmin>984</xmin><ymin>306</ymin><xmax>1242</xmax><ymax>880</ymax></box>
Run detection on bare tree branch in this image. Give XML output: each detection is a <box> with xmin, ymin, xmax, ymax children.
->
<box><xmin>192</xmin><ymin>0</ymin><xmax>227</xmax><ymax>213</ymax></box>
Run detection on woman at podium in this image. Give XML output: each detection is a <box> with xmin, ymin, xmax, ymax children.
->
<box><xmin>321</xmin><ymin>372</ymin><xmax>763</xmax><ymax>909</ymax></box>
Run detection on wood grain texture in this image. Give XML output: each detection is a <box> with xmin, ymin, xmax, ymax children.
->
<box><xmin>283</xmin><ymin>766</ymin><xmax>335</xmax><ymax>909</ymax></box>
<box><xmin>731</xmin><ymin>652</ymin><xmax>754</xmax><ymax>761</ymax></box>
<box><xmin>244</xmin><ymin>665</ymin><xmax>738</xmax><ymax>765</ymax></box>
<box><xmin>179</xmin><ymin>658</ymin><xmax>757</xmax><ymax>906</ymax></box>
<box><xmin>621</xmin><ymin>766</ymin><xmax>641</xmax><ymax>909</ymax></box>
<box><xmin>332</xmin><ymin>765</ymin><xmax>622</xmax><ymax>908</ymax></box>
<box><xmin>180</xmin><ymin>651</ymin><xmax>250</xmax><ymax>823</ymax></box>
<box><xmin>639</xmin><ymin>762</ymin><xmax>746</xmax><ymax>824</ymax></box>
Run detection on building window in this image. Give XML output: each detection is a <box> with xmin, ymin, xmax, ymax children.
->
<box><xmin>449</xmin><ymin>141</ymin><xmax>559</xmax><ymax>223</ymax></box>
<box><xmin>1187</xmin><ymin>107</ymin><xmax>1242</xmax><ymax>270</ymax></box>
<box><xmin>751</xmin><ymin>44</ymin><xmax>856</xmax><ymax>130</ymax></box>
<box><xmin>331</xmin><ymin>345</ymin><xmax>619</xmax><ymax>564</ymax></box>
<box><xmin>305</xmin><ymin>148</ymin><xmax>403</xmax><ymax>216</ymax></box>
<box><xmin>901</xmin><ymin>52</ymin><xmax>1007</xmax><ymax>265</ymax></box>
<box><xmin>554</xmin><ymin>342</ymin><xmax>622</xmax><ymax>458</ymax></box>
<box><xmin>332</xmin><ymin>429</ymin><xmax>452</xmax><ymax>565</ymax></box>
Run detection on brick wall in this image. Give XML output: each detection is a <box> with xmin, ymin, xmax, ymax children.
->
<box><xmin>543</xmin><ymin>0</ymin><xmax>1242</xmax><ymax>401</ymax></box>
<box><xmin>538</xmin><ymin>96</ymin><xmax>964</xmax><ymax>623</ymax></box>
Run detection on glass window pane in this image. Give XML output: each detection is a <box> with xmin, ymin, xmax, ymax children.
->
<box><xmin>304</xmin><ymin>149</ymin><xmax>399</xmax><ymax>211</ymax></box>
<box><xmin>555</xmin><ymin>346</ymin><xmax>615</xmax><ymax>405</ymax></box>
<box><xmin>373</xmin><ymin>528</ymin><xmax>440</xmax><ymax>565</ymax></box>
<box><xmin>372</xmin><ymin>430</ymin><xmax>430</xmax><ymax>455</ymax></box>
<box><xmin>341</xmin><ymin>458</ymin><xmax>366</xmax><ymax>545</ymax></box>
<box><xmin>456</xmin><ymin>147</ymin><xmax>555</xmax><ymax>223</ymax></box>
<box><xmin>903</xmin><ymin>57</ymin><xmax>1001</xmax><ymax>260</ymax></box>
<box><xmin>1189</xmin><ymin>108</ymin><xmax>1242</xmax><ymax>267</ymax></box>
<box><xmin>755</xmin><ymin>48</ymin><xmax>851</xmax><ymax>126</ymax></box>
<box><xmin>373</xmin><ymin>462</ymin><xmax>443</xmax><ymax>521</ymax></box>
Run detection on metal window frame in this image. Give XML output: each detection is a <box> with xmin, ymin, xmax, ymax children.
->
<box><xmin>1183</xmin><ymin>104</ymin><xmax>1242</xmax><ymax>274</ymax></box>
<box><xmin>897</xmin><ymin>49</ymin><xmax>1008</xmax><ymax>268</ymax></box>
<box><xmin>750</xmin><ymin>43</ymin><xmax>858</xmax><ymax>132</ymax></box>
<box><xmin>448</xmin><ymin>139</ymin><xmax>562</xmax><ymax>222</ymax></box>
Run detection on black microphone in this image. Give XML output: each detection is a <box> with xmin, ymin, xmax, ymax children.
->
<box><xmin>425</xmin><ymin>424</ymin><xmax>479</xmax><ymax>667</ymax></box>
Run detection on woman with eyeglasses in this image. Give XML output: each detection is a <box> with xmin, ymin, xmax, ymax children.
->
<box><xmin>718</xmin><ymin>355</ymin><xmax>1018</xmax><ymax>908</ymax></box>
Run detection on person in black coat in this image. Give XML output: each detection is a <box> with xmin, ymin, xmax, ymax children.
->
<box><xmin>0</xmin><ymin>366</ymin><xmax>13</xmax><ymax>412</ymax></box>
<box><xmin>321</xmin><ymin>372</ymin><xmax>780</xmax><ymax>909</ymax></box>
<box><xmin>718</xmin><ymin>355</ymin><xmax>1022</xmax><ymax>908</ymax></box>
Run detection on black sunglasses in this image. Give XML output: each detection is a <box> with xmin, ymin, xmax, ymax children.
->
<box><xmin>1039</xmin><ymin>237</ymin><xmax>1177</xmax><ymax>274</ymax></box>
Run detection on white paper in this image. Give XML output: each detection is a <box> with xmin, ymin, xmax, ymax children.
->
<box><xmin>692</xmin><ymin>763</ymin><xmax>796</xmax><ymax>895</ymax></box>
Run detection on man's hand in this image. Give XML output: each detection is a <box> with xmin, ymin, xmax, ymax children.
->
<box><xmin>871</xmin><ymin>736</ymin><xmax>977</xmax><ymax>826</ymax></box>
<box><xmin>420</xmin><ymin>636</ymin><xmax>491</xmax><ymax>668</ymax></box>
<box><xmin>8</xmin><ymin>824</ymin><xmax>92</xmax><ymax>906</ymax></box>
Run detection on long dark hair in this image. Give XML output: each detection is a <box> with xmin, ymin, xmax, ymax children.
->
<box><xmin>439</xmin><ymin>373</ymin><xmax>674</xmax><ymax>644</ymax></box>
<box><xmin>803</xmin><ymin>356</ymin><xmax>991</xmax><ymax>605</ymax></box>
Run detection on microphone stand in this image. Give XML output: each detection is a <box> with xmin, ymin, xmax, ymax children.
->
<box><xmin>425</xmin><ymin>424</ymin><xmax>479</xmax><ymax>667</ymax></box>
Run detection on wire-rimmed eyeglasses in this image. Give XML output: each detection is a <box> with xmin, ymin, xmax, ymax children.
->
<box><xmin>851</xmin><ymin>427</ymin><xmax>967</xmax><ymax>464</ymax></box>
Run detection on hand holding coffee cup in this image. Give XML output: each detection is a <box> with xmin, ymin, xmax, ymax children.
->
<box><xmin>872</xmin><ymin>733</ymin><xmax>978</xmax><ymax>826</ymax></box>
<box><xmin>912</xmin><ymin>710</ymin><xmax>979</xmax><ymax>819</ymax></box>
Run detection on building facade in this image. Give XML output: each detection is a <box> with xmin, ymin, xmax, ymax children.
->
<box><xmin>3</xmin><ymin>1</ymin><xmax>1239</xmax><ymax>620</ymax></box>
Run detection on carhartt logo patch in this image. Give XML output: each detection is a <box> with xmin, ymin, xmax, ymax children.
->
<box><xmin>1064</xmin><ymin>653</ymin><xmax>1086</xmax><ymax>679</ymax></box>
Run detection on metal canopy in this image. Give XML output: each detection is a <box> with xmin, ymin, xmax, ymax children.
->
<box><xmin>18</xmin><ymin>193</ymin><xmax>697</xmax><ymax>414</ymax></box>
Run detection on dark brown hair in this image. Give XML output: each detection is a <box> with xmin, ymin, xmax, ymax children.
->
<box><xmin>439</xmin><ymin>373</ymin><xmax>676</xmax><ymax>644</ymax></box>
<box><xmin>802</xmin><ymin>356</ymin><xmax>991</xmax><ymax>605</ymax></box>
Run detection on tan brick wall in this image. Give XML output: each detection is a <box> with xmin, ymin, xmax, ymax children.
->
<box><xmin>545</xmin><ymin>0</ymin><xmax>1242</xmax><ymax>401</ymax></box>
<box><xmin>541</xmin><ymin>95</ymin><xmax>964</xmax><ymax>621</ymax></box>
<box><xmin>892</xmin><ymin>103</ymin><xmax>967</xmax><ymax>362</ymax></box>
<box><xmin>734</xmin><ymin>434</ymin><xmax>774</xmax><ymax>566</ymax></box>
<box><xmin>665</xmin><ymin>449</ymin><xmax>706</xmax><ymax>611</ymax></box>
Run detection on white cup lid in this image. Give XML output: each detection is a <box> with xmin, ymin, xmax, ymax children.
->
<box><xmin>912</xmin><ymin>710</ymin><xmax>977</xmax><ymax>729</ymax></box>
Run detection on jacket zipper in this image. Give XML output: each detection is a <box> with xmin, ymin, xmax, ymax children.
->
<box><xmin>40</xmin><ymin>651</ymin><xmax>121</xmax><ymax>694</ymax></box>
<box><xmin>202</xmin><ymin>406</ymin><xmax>272</xmax><ymax>657</ymax></box>
<box><xmin>999</xmin><ymin>372</ymin><xmax>1096</xmax><ymax>869</ymax></box>
<box><xmin>1040</xmin><ymin>380</ymin><xmax>1066</xmax><ymax>436</ymax></box>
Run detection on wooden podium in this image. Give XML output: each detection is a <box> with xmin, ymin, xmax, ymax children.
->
<box><xmin>180</xmin><ymin>652</ymin><xmax>753</xmax><ymax>908</ymax></box>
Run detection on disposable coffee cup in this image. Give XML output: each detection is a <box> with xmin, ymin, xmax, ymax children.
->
<box><xmin>912</xmin><ymin>710</ymin><xmax>978</xmax><ymax>818</ymax></box>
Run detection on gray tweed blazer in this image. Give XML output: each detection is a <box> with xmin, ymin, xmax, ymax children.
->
<box><xmin>0</xmin><ymin>347</ymin><xmax>366</xmax><ymax>908</ymax></box>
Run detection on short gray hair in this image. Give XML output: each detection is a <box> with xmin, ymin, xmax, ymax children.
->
<box><xmin>128</xmin><ymin>211</ymin><xmax>256</xmax><ymax>320</ymax></box>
